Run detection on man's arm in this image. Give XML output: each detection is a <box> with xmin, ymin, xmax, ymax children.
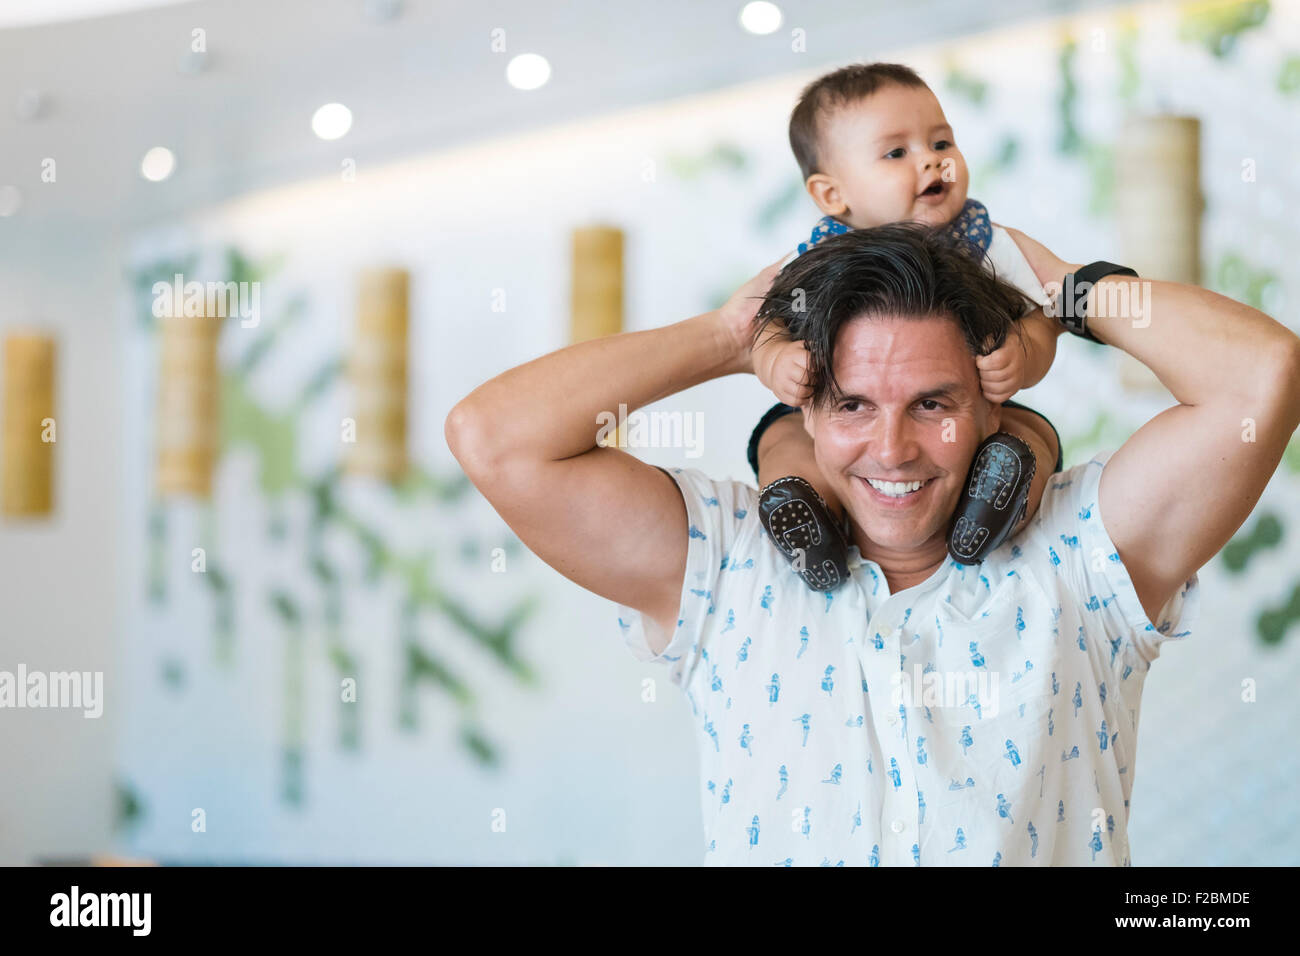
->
<box><xmin>444</xmin><ymin>262</ymin><xmax>781</xmax><ymax>643</ymax></box>
<box><xmin>1006</xmin><ymin>227</ymin><xmax>1300</xmax><ymax>623</ymax></box>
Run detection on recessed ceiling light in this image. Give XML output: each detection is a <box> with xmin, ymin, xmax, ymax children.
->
<box><xmin>312</xmin><ymin>102</ymin><xmax>353</xmax><ymax>140</ymax></box>
<box><xmin>739</xmin><ymin>1</ymin><xmax>782</xmax><ymax>35</ymax></box>
<box><xmin>506</xmin><ymin>53</ymin><xmax>551</xmax><ymax>91</ymax></box>
<box><xmin>140</xmin><ymin>147</ymin><xmax>175</xmax><ymax>182</ymax></box>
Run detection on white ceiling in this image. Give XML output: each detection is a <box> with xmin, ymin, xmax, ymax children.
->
<box><xmin>0</xmin><ymin>0</ymin><xmax>197</xmax><ymax>29</ymax></box>
<box><xmin>0</xmin><ymin>0</ymin><xmax>1117</xmax><ymax>237</ymax></box>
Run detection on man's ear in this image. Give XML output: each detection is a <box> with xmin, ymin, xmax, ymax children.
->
<box><xmin>806</xmin><ymin>174</ymin><xmax>848</xmax><ymax>218</ymax></box>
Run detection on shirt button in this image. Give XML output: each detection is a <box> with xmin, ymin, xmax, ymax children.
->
<box><xmin>890</xmin><ymin>819</ymin><xmax>905</xmax><ymax>833</ymax></box>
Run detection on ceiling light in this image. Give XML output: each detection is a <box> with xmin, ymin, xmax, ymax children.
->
<box><xmin>312</xmin><ymin>102</ymin><xmax>353</xmax><ymax>140</ymax></box>
<box><xmin>739</xmin><ymin>1</ymin><xmax>782</xmax><ymax>35</ymax></box>
<box><xmin>140</xmin><ymin>147</ymin><xmax>175</xmax><ymax>182</ymax></box>
<box><xmin>506</xmin><ymin>53</ymin><xmax>551</xmax><ymax>91</ymax></box>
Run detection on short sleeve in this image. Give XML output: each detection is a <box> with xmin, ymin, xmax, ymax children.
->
<box><xmin>1032</xmin><ymin>449</ymin><xmax>1200</xmax><ymax>667</ymax></box>
<box><xmin>615</xmin><ymin>467</ymin><xmax>757</xmax><ymax>688</ymax></box>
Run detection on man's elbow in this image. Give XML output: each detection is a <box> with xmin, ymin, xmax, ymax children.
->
<box><xmin>1268</xmin><ymin>335</ymin><xmax>1300</xmax><ymax>426</ymax></box>
<box><xmin>444</xmin><ymin>398</ymin><xmax>499</xmax><ymax>484</ymax></box>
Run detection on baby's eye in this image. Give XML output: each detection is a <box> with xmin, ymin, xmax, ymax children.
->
<box><xmin>884</xmin><ymin>148</ymin><xmax>905</xmax><ymax>159</ymax></box>
<box><xmin>934</xmin><ymin>139</ymin><xmax>953</xmax><ymax>150</ymax></box>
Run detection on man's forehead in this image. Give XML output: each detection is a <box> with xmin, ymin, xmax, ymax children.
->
<box><xmin>831</xmin><ymin>314</ymin><xmax>977</xmax><ymax>395</ymax></box>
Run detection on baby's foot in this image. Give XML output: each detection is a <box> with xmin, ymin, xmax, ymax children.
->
<box><xmin>947</xmin><ymin>433</ymin><xmax>1036</xmax><ymax>565</ymax></box>
<box><xmin>759</xmin><ymin>476</ymin><xmax>850</xmax><ymax>592</ymax></box>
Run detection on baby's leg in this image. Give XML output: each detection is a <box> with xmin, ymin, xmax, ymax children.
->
<box><xmin>756</xmin><ymin>413</ymin><xmax>843</xmax><ymax>519</ymax></box>
<box><xmin>754</xmin><ymin>412</ymin><xmax>849</xmax><ymax>592</ymax></box>
<box><xmin>999</xmin><ymin>406</ymin><xmax>1060</xmax><ymax>531</ymax></box>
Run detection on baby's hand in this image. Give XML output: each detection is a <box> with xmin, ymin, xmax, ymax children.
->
<box><xmin>754</xmin><ymin>334</ymin><xmax>814</xmax><ymax>407</ymax></box>
<box><xmin>975</xmin><ymin>334</ymin><xmax>1026</xmax><ymax>404</ymax></box>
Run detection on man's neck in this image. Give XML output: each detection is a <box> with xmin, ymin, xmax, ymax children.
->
<box><xmin>852</xmin><ymin>530</ymin><xmax>949</xmax><ymax>595</ymax></box>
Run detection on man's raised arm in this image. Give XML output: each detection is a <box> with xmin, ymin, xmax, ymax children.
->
<box><xmin>1007</xmin><ymin>228</ymin><xmax>1300</xmax><ymax>623</ymax></box>
<box><xmin>444</xmin><ymin>261</ymin><xmax>781</xmax><ymax>639</ymax></box>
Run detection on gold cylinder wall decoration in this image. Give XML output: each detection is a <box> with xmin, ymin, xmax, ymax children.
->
<box><xmin>2</xmin><ymin>331</ymin><xmax>57</xmax><ymax>518</ymax></box>
<box><xmin>346</xmin><ymin>267</ymin><xmax>409</xmax><ymax>480</ymax></box>
<box><xmin>570</xmin><ymin>225</ymin><xmax>624</xmax><ymax>344</ymax></box>
<box><xmin>1114</xmin><ymin>115</ymin><xmax>1202</xmax><ymax>392</ymax></box>
<box><xmin>1115</xmin><ymin>115</ymin><xmax>1202</xmax><ymax>284</ymax></box>
<box><xmin>156</xmin><ymin>310</ymin><xmax>220</xmax><ymax>498</ymax></box>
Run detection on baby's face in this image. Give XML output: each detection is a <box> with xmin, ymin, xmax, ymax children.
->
<box><xmin>816</xmin><ymin>84</ymin><xmax>969</xmax><ymax>229</ymax></box>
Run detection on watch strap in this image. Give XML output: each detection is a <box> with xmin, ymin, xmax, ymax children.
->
<box><xmin>1059</xmin><ymin>261</ymin><xmax>1139</xmax><ymax>343</ymax></box>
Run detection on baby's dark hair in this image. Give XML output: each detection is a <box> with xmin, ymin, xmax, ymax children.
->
<box><xmin>753</xmin><ymin>223</ymin><xmax>1034</xmax><ymax>410</ymax></box>
<box><xmin>789</xmin><ymin>62</ymin><xmax>930</xmax><ymax>182</ymax></box>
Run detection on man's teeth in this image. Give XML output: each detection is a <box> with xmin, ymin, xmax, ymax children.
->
<box><xmin>867</xmin><ymin>478</ymin><xmax>925</xmax><ymax>497</ymax></box>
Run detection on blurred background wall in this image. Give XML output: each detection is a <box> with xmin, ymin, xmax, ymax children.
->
<box><xmin>1</xmin><ymin>0</ymin><xmax>1297</xmax><ymax>865</ymax></box>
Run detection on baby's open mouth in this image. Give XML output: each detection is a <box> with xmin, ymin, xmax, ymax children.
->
<box><xmin>919</xmin><ymin>181</ymin><xmax>945</xmax><ymax>197</ymax></box>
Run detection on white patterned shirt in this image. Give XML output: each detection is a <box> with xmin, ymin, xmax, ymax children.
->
<box><xmin>617</xmin><ymin>450</ymin><xmax>1198</xmax><ymax>866</ymax></box>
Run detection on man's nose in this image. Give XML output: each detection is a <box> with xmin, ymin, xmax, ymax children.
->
<box><xmin>872</xmin><ymin>411</ymin><xmax>920</xmax><ymax>470</ymax></box>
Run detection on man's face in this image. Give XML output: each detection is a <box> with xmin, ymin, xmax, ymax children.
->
<box><xmin>803</xmin><ymin>313</ymin><xmax>1000</xmax><ymax>560</ymax></box>
<box><xmin>819</xmin><ymin>84</ymin><xmax>970</xmax><ymax>230</ymax></box>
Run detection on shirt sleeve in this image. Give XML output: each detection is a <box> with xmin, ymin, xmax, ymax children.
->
<box><xmin>615</xmin><ymin>467</ymin><xmax>757</xmax><ymax>689</ymax></box>
<box><xmin>1033</xmin><ymin>449</ymin><xmax>1200</xmax><ymax>667</ymax></box>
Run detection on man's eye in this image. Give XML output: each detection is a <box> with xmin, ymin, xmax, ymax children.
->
<box><xmin>839</xmin><ymin>401</ymin><xmax>861</xmax><ymax>413</ymax></box>
<box><xmin>884</xmin><ymin>148</ymin><xmax>905</xmax><ymax>159</ymax></box>
<box><xmin>919</xmin><ymin>399</ymin><xmax>946</xmax><ymax>411</ymax></box>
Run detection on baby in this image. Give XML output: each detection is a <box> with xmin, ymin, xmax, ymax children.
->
<box><xmin>749</xmin><ymin>62</ymin><xmax>1063</xmax><ymax>592</ymax></box>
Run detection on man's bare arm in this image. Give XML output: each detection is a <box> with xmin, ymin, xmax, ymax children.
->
<box><xmin>444</xmin><ymin>262</ymin><xmax>781</xmax><ymax>642</ymax></box>
<box><xmin>1007</xmin><ymin>227</ymin><xmax>1300</xmax><ymax>623</ymax></box>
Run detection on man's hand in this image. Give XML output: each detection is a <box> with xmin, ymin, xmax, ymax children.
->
<box><xmin>1000</xmin><ymin>226</ymin><xmax>1080</xmax><ymax>290</ymax></box>
<box><xmin>718</xmin><ymin>252</ymin><xmax>793</xmax><ymax>374</ymax></box>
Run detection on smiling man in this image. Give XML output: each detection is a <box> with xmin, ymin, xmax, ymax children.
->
<box><xmin>445</xmin><ymin>223</ymin><xmax>1300</xmax><ymax>866</ymax></box>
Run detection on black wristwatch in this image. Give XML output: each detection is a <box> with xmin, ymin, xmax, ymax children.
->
<box><xmin>1057</xmin><ymin>261</ymin><xmax>1140</xmax><ymax>343</ymax></box>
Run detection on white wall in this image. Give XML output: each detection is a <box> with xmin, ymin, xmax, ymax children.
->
<box><xmin>0</xmin><ymin>225</ymin><xmax>123</xmax><ymax>863</ymax></box>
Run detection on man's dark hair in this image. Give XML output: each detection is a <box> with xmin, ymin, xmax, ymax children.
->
<box><xmin>753</xmin><ymin>222</ymin><xmax>1034</xmax><ymax>410</ymax></box>
<box><xmin>789</xmin><ymin>62</ymin><xmax>930</xmax><ymax>182</ymax></box>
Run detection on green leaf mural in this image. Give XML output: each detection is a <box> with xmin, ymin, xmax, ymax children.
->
<box><xmin>128</xmin><ymin>245</ymin><xmax>540</xmax><ymax>806</ymax></box>
<box><xmin>1178</xmin><ymin>0</ymin><xmax>1270</xmax><ymax>59</ymax></box>
<box><xmin>1279</xmin><ymin>53</ymin><xmax>1300</xmax><ymax>94</ymax></box>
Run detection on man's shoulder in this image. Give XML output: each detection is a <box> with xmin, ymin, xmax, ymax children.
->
<box><xmin>659</xmin><ymin>466</ymin><xmax>760</xmax><ymax>533</ymax></box>
<box><xmin>1033</xmin><ymin>453</ymin><xmax>1113</xmax><ymax>532</ymax></box>
<box><xmin>992</xmin><ymin>452</ymin><xmax>1115</xmax><ymax>576</ymax></box>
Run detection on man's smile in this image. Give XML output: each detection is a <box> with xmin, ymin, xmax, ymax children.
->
<box><xmin>858</xmin><ymin>475</ymin><xmax>939</xmax><ymax>505</ymax></box>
